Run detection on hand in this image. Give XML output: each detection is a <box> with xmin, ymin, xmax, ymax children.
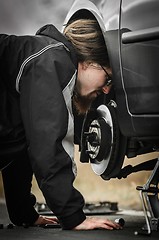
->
<box><xmin>73</xmin><ymin>217</ymin><xmax>122</xmax><ymax>230</ymax></box>
<box><xmin>34</xmin><ymin>215</ymin><xmax>59</xmax><ymax>225</ymax></box>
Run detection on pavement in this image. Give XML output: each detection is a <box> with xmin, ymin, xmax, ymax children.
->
<box><xmin>0</xmin><ymin>200</ymin><xmax>159</xmax><ymax>240</ymax></box>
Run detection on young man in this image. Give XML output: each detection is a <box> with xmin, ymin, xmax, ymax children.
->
<box><xmin>0</xmin><ymin>19</ymin><xmax>120</xmax><ymax>230</ymax></box>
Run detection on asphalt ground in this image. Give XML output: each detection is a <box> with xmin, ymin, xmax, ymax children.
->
<box><xmin>0</xmin><ymin>202</ymin><xmax>159</xmax><ymax>240</ymax></box>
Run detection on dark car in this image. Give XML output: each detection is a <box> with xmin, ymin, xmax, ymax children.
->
<box><xmin>63</xmin><ymin>0</ymin><xmax>159</xmax><ymax>179</ymax></box>
<box><xmin>63</xmin><ymin>0</ymin><xmax>159</xmax><ymax>232</ymax></box>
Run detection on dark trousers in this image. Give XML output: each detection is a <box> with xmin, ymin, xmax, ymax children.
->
<box><xmin>1</xmin><ymin>151</ymin><xmax>39</xmax><ymax>225</ymax></box>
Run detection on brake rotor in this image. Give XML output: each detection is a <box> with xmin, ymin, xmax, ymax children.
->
<box><xmin>80</xmin><ymin>103</ymin><xmax>127</xmax><ymax>179</ymax></box>
<box><xmin>87</xmin><ymin>105</ymin><xmax>113</xmax><ymax>175</ymax></box>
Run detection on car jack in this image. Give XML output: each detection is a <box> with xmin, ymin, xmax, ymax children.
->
<box><xmin>135</xmin><ymin>158</ymin><xmax>159</xmax><ymax>236</ymax></box>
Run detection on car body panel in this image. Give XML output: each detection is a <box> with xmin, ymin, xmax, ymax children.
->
<box><xmin>119</xmin><ymin>0</ymin><xmax>159</xmax><ymax>136</ymax></box>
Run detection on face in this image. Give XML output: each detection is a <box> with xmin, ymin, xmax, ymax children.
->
<box><xmin>73</xmin><ymin>62</ymin><xmax>112</xmax><ymax>114</ymax></box>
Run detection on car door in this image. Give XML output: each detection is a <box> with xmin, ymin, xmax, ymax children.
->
<box><xmin>119</xmin><ymin>0</ymin><xmax>159</xmax><ymax>137</ymax></box>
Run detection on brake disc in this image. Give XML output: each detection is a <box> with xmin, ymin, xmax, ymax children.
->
<box><xmin>81</xmin><ymin>104</ymin><xmax>127</xmax><ymax>179</ymax></box>
<box><xmin>87</xmin><ymin>105</ymin><xmax>113</xmax><ymax>175</ymax></box>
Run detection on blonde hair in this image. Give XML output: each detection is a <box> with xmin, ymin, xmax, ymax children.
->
<box><xmin>63</xmin><ymin>19</ymin><xmax>109</xmax><ymax>67</ymax></box>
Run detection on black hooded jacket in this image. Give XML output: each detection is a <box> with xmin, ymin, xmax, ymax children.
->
<box><xmin>0</xmin><ymin>24</ymin><xmax>86</xmax><ymax>229</ymax></box>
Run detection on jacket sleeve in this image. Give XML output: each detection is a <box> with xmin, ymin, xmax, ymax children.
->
<box><xmin>19</xmin><ymin>46</ymin><xmax>86</xmax><ymax>229</ymax></box>
<box><xmin>0</xmin><ymin>34</ymin><xmax>41</xmax><ymax>225</ymax></box>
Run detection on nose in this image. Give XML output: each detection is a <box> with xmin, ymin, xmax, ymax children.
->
<box><xmin>102</xmin><ymin>85</ymin><xmax>111</xmax><ymax>94</ymax></box>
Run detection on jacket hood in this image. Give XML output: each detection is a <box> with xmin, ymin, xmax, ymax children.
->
<box><xmin>36</xmin><ymin>24</ymin><xmax>78</xmax><ymax>68</ymax></box>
